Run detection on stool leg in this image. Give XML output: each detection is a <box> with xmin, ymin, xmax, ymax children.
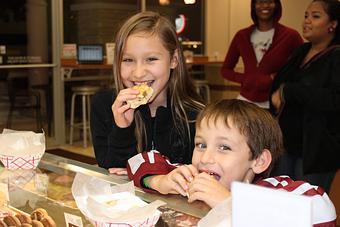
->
<box><xmin>87</xmin><ymin>95</ymin><xmax>92</xmax><ymax>145</ymax></box>
<box><xmin>36</xmin><ymin>93</ymin><xmax>43</xmax><ymax>132</ymax></box>
<box><xmin>204</xmin><ymin>84</ymin><xmax>211</xmax><ymax>104</ymax></box>
<box><xmin>82</xmin><ymin>95</ymin><xmax>87</xmax><ymax>148</ymax></box>
<box><xmin>6</xmin><ymin>104</ymin><xmax>14</xmax><ymax>129</ymax></box>
<box><xmin>69</xmin><ymin>93</ymin><xmax>76</xmax><ymax>145</ymax></box>
<box><xmin>195</xmin><ymin>86</ymin><xmax>200</xmax><ymax>95</ymax></box>
<box><xmin>45</xmin><ymin>87</ymin><xmax>52</xmax><ymax>136</ymax></box>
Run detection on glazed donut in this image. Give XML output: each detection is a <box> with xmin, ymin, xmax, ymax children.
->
<box><xmin>31</xmin><ymin>220</ymin><xmax>44</xmax><ymax>227</ymax></box>
<box><xmin>30</xmin><ymin>209</ymin><xmax>48</xmax><ymax>221</ymax></box>
<box><xmin>0</xmin><ymin>219</ymin><xmax>8</xmax><ymax>227</ymax></box>
<box><xmin>15</xmin><ymin>214</ymin><xmax>32</xmax><ymax>224</ymax></box>
<box><xmin>40</xmin><ymin>216</ymin><xmax>56</xmax><ymax>227</ymax></box>
<box><xmin>3</xmin><ymin>216</ymin><xmax>21</xmax><ymax>226</ymax></box>
<box><xmin>21</xmin><ymin>224</ymin><xmax>33</xmax><ymax>227</ymax></box>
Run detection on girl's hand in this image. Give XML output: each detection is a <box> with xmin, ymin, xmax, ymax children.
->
<box><xmin>187</xmin><ymin>172</ymin><xmax>230</xmax><ymax>208</ymax></box>
<box><xmin>149</xmin><ymin>165</ymin><xmax>199</xmax><ymax>196</ymax></box>
<box><xmin>112</xmin><ymin>88</ymin><xmax>139</xmax><ymax>128</ymax></box>
<box><xmin>108</xmin><ymin>168</ymin><xmax>127</xmax><ymax>175</ymax></box>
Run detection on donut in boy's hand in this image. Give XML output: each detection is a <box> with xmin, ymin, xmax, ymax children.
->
<box><xmin>127</xmin><ymin>84</ymin><xmax>153</xmax><ymax>109</ymax></box>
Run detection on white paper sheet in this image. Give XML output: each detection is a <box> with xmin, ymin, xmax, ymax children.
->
<box><xmin>231</xmin><ymin>182</ymin><xmax>312</xmax><ymax>227</ymax></box>
<box><xmin>72</xmin><ymin>173</ymin><xmax>165</xmax><ymax>227</ymax></box>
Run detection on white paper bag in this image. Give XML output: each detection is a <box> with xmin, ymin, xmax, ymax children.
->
<box><xmin>0</xmin><ymin>129</ymin><xmax>45</xmax><ymax>169</ymax></box>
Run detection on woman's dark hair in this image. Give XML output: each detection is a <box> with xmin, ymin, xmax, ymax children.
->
<box><xmin>250</xmin><ymin>0</ymin><xmax>282</xmax><ymax>25</ymax></box>
<box><xmin>313</xmin><ymin>0</ymin><xmax>340</xmax><ymax>44</ymax></box>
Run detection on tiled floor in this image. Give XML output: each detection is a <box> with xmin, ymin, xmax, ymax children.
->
<box><xmin>43</xmin><ymin>132</ymin><xmax>95</xmax><ymax>158</ymax></box>
<box><xmin>59</xmin><ymin>142</ymin><xmax>95</xmax><ymax>158</ymax></box>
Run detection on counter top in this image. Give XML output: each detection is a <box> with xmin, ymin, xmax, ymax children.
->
<box><xmin>0</xmin><ymin>153</ymin><xmax>210</xmax><ymax>226</ymax></box>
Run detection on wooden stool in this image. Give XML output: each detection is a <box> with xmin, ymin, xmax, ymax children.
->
<box><xmin>69</xmin><ymin>86</ymin><xmax>100</xmax><ymax>148</ymax></box>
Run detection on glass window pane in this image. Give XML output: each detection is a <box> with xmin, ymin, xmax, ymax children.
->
<box><xmin>0</xmin><ymin>68</ymin><xmax>53</xmax><ymax>134</ymax></box>
<box><xmin>146</xmin><ymin>0</ymin><xmax>204</xmax><ymax>54</ymax></box>
<box><xmin>0</xmin><ymin>1</ymin><xmax>54</xmax><ymax>135</ymax></box>
<box><xmin>63</xmin><ymin>0</ymin><xmax>140</xmax><ymax>44</ymax></box>
<box><xmin>0</xmin><ymin>0</ymin><xmax>52</xmax><ymax>65</ymax></box>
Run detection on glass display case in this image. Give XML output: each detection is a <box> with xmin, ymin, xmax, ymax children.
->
<box><xmin>0</xmin><ymin>153</ymin><xmax>210</xmax><ymax>226</ymax></box>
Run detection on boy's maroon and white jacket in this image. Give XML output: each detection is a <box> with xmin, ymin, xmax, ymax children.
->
<box><xmin>127</xmin><ymin>150</ymin><xmax>178</xmax><ymax>191</ymax></box>
<box><xmin>127</xmin><ymin>151</ymin><xmax>337</xmax><ymax>226</ymax></box>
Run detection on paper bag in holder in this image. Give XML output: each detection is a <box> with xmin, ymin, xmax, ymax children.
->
<box><xmin>0</xmin><ymin>129</ymin><xmax>45</xmax><ymax>169</ymax></box>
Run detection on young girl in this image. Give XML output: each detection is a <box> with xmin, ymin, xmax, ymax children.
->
<box><xmin>127</xmin><ymin>99</ymin><xmax>336</xmax><ymax>226</ymax></box>
<box><xmin>90</xmin><ymin>11</ymin><xmax>204</xmax><ymax>173</ymax></box>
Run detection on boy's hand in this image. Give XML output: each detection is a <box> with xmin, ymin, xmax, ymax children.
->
<box><xmin>187</xmin><ymin>172</ymin><xmax>230</xmax><ymax>208</ymax></box>
<box><xmin>149</xmin><ymin>165</ymin><xmax>198</xmax><ymax>196</ymax></box>
<box><xmin>112</xmin><ymin>88</ymin><xmax>139</xmax><ymax>128</ymax></box>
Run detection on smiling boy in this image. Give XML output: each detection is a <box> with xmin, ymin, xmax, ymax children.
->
<box><xmin>127</xmin><ymin>99</ymin><xmax>336</xmax><ymax>226</ymax></box>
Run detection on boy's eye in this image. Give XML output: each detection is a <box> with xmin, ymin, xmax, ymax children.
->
<box><xmin>219</xmin><ymin>144</ymin><xmax>231</xmax><ymax>152</ymax></box>
<box><xmin>195</xmin><ymin>142</ymin><xmax>206</xmax><ymax>149</ymax></box>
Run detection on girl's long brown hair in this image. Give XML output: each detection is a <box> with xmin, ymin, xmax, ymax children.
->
<box><xmin>113</xmin><ymin>11</ymin><xmax>204</xmax><ymax>153</ymax></box>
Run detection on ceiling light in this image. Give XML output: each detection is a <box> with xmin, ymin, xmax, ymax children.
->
<box><xmin>184</xmin><ymin>0</ymin><xmax>196</xmax><ymax>4</ymax></box>
<box><xmin>159</xmin><ymin>0</ymin><xmax>170</xmax><ymax>5</ymax></box>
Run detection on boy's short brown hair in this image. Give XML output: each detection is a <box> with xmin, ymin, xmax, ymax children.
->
<box><xmin>196</xmin><ymin>99</ymin><xmax>284</xmax><ymax>177</ymax></box>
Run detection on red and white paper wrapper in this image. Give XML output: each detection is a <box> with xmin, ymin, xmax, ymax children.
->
<box><xmin>72</xmin><ymin>173</ymin><xmax>164</xmax><ymax>227</ymax></box>
<box><xmin>0</xmin><ymin>129</ymin><xmax>45</xmax><ymax>170</ymax></box>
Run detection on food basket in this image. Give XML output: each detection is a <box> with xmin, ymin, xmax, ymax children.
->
<box><xmin>72</xmin><ymin>173</ymin><xmax>164</xmax><ymax>227</ymax></box>
<box><xmin>0</xmin><ymin>129</ymin><xmax>45</xmax><ymax>170</ymax></box>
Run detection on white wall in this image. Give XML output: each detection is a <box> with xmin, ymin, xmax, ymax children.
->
<box><xmin>205</xmin><ymin>0</ymin><xmax>310</xmax><ymax>58</ymax></box>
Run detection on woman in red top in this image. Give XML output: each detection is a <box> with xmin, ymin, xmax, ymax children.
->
<box><xmin>221</xmin><ymin>0</ymin><xmax>303</xmax><ymax>109</ymax></box>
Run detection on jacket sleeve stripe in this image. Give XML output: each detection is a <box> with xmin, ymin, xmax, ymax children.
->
<box><xmin>127</xmin><ymin>153</ymin><xmax>145</xmax><ymax>175</ymax></box>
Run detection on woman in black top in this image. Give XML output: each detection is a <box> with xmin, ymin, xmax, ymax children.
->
<box><xmin>270</xmin><ymin>0</ymin><xmax>340</xmax><ymax>192</ymax></box>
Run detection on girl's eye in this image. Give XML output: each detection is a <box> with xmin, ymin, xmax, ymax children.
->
<box><xmin>146</xmin><ymin>57</ymin><xmax>158</xmax><ymax>62</ymax></box>
<box><xmin>122</xmin><ymin>58</ymin><xmax>133</xmax><ymax>62</ymax></box>
<box><xmin>195</xmin><ymin>142</ymin><xmax>206</xmax><ymax>149</ymax></box>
